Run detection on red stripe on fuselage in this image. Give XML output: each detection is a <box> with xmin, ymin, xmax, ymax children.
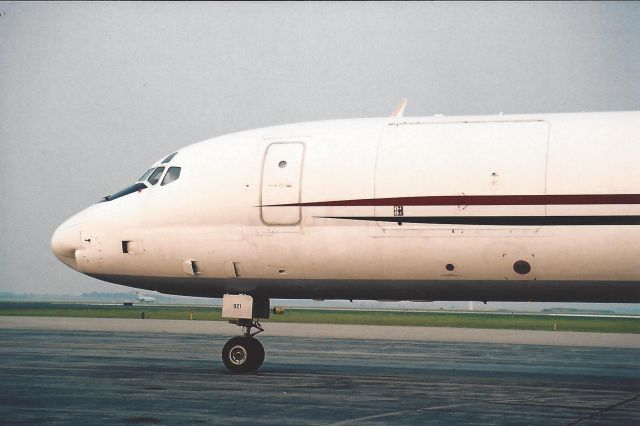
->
<box><xmin>265</xmin><ymin>194</ymin><xmax>640</xmax><ymax>207</ymax></box>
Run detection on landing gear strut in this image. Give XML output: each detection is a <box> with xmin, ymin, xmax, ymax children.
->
<box><xmin>221</xmin><ymin>319</ymin><xmax>265</xmax><ymax>373</ymax></box>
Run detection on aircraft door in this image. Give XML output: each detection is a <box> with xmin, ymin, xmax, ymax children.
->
<box><xmin>260</xmin><ymin>142</ymin><xmax>305</xmax><ymax>225</ymax></box>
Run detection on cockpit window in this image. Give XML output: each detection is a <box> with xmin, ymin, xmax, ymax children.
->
<box><xmin>102</xmin><ymin>182</ymin><xmax>147</xmax><ymax>202</ymax></box>
<box><xmin>138</xmin><ymin>168</ymin><xmax>155</xmax><ymax>182</ymax></box>
<box><xmin>161</xmin><ymin>152</ymin><xmax>178</xmax><ymax>164</ymax></box>
<box><xmin>147</xmin><ymin>167</ymin><xmax>165</xmax><ymax>185</ymax></box>
<box><xmin>161</xmin><ymin>167</ymin><xmax>181</xmax><ymax>186</ymax></box>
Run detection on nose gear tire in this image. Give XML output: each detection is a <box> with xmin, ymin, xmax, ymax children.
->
<box><xmin>222</xmin><ymin>336</ymin><xmax>263</xmax><ymax>373</ymax></box>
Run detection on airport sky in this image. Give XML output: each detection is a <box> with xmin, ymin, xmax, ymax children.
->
<box><xmin>0</xmin><ymin>2</ymin><xmax>639</xmax><ymax>302</ymax></box>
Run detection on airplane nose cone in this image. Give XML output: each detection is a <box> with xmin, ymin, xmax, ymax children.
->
<box><xmin>51</xmin><ymin>222</ymin><xmax>81</xmax><ymax>269</ymax></box>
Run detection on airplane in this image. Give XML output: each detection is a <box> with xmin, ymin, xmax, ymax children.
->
<box><xmin>135</xmin><ymin>291</ymin><xmax>156</xmax><ymax>303</ymax></box>
<box><xmin>51</xmin><ymin>105</ymin><xmax>640</xmax><ymax>372</ymax></box>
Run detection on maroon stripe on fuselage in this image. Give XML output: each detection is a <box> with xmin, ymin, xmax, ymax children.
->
<box><xmin>266</xmin><ymin>194</ymin><xmax>640</xmax><ymax>207</ymax></box>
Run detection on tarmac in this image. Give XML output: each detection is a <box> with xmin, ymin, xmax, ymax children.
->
<box><xmin>0</xmin><ymin>317</ymin><xmax>639</xmax><ymax>425</ymax></box>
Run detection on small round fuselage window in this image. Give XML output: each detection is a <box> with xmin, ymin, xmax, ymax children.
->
<box><xmin>278</xmin><ymin>161</ymin><xmax>287</xmax><ymax>168</ymax></box>
<box><xmin>513</xmin><ymin>260</ymin><xmax>531</xmax><ymax>275</ymax></box>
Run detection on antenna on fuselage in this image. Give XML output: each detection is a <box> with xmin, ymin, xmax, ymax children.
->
<box><xmin>390</xmin><ymin>98</ymin><xmax>408</xmax><ymax>118</ymax></box>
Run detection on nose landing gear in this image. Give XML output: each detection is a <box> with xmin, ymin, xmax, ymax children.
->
<box><xmin>220</xmin><ymin>293</ymin><xmax>270</xmax><ymax>373</ymax></box>
<box><xmin>222</xmin><ymin>319</ymin><xmax>265</xmax><ymax>373</ymax></box>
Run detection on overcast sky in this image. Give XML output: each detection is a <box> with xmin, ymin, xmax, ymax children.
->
<box><xmin>0</xmin><ymin>2</ymin><xmax>639</xmax><ymax>299</ymax></box>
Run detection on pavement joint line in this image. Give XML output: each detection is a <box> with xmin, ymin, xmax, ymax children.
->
<box><xmin>567</xmin><ymin>393</ymin><xmax>640</xmax><ymax>425</ymax></box>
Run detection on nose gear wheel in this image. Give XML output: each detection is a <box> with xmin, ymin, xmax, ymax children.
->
<box><xmin>222</xmin><ymin>319</ymin><xmax>266</xmax><ymax>373</ymax></box>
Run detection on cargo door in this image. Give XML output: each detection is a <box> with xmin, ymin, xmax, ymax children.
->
<box><xmin>261</xmin><ymin>142</ymin><xmax>305</xmax><ymax>225</ymax></box>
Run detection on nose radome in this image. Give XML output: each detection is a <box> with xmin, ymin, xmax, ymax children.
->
<box><xmin>51</xmin><ymin>223</ymin><xmax>81</xmax><ymax>268</ymax></box>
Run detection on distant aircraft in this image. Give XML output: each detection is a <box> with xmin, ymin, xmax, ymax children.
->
<box><xmin>136</xmin><ymin>292</ymin><xmax>156</xmax><ymax>303</ymax></box>
<box><xmin>51</xmin><ymin>105</ymin><xmax>640</xmax><ymax>372</ymax></box>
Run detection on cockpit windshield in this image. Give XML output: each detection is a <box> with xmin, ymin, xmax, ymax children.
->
<box><xmin>101</xmin><ymin>161</ymin><xmax>181</xmax><ymax>203</ymax></box>
<box><xmin>161</xmin><ymin>167</ymin><xmax>181</xmax><ymax>186</ymax></box>
<box><xmin>147</xmin><ymin>167</ymin><xmax>165</xmax><ymax>185</ymax></box>
<box><xmin>138</xmin><ymin>168</ymin><xmax>155</xmax><ymax>182</ymax></box>
<box><xmin>161</xmin><ymin>152</ymin><xmax>178</xmax><ymax>164</ymax></box>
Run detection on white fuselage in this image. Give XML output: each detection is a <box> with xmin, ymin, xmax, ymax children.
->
<box><xmin>52</xmin><ymin>112</ymin><xmax>640</xmax><ymax>303</ymax></box>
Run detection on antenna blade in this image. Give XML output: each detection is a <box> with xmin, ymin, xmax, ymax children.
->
<box><xmin>390</xmin><ymin>99</ymin><xmax>408</xmax><ymax>118</ymax></box>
